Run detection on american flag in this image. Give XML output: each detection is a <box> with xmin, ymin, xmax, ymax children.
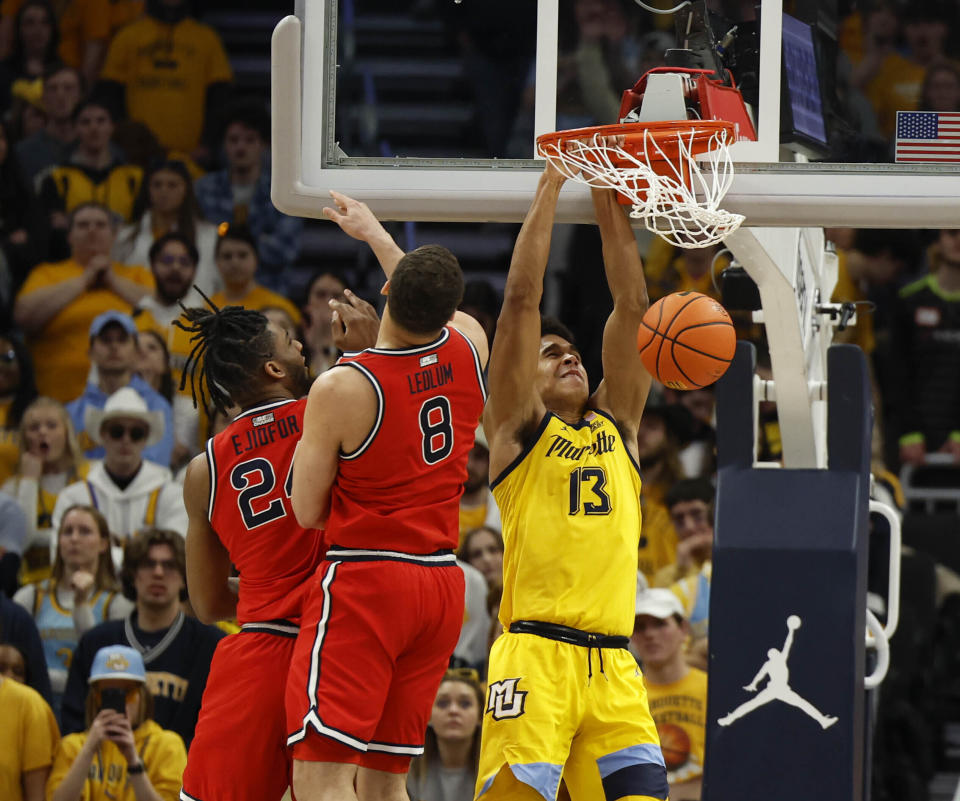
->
<box><xmin>895</xmin><ymin>111</ymin><xmax>960</xmax><ymax>163</ymax></box>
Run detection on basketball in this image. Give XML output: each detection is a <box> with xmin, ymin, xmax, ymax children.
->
<box><xmin>657</xmin><ymin>723</ymin><xmax>691</xmax><ymax>771</ymax></box>
<box><xmin>636</xmin><ymin>291</ymin><xmax>736</xmax><ymax>390</ymax></box>
<box><xmin>787</xmin><ymin>615</ymin><xmax>802</xmax><ymax>630</ymax></box>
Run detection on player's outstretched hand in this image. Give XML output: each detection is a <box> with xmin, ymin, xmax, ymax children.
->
<box><xmin>331</xmin><ymin>289</ymin><xmax>380</xmax><ymax>352</ymax></box>
<box><xmin>322</xmin><ymin>190</ymin><xmax>387</xmax><ymax>244</ymax></box>
<box><xmin>543</xmin><ymin>156</ymin><xmax>569</xmax><ymax>185</ymax></box>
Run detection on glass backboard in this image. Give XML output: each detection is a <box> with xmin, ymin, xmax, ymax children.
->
<box><xmin>272</xmin><ymin>0</ymin><xmax>960</xmax><ymax>227</ymax></box>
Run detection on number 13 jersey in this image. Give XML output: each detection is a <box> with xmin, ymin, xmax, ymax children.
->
<box><xmin>328</xmin><ymin>326</ymin><xmax>487</xmax><ymax>554</ymax></box>
<box><xmin>491</xmin><ymin>410</ymin><xmax>643</xmax><ymax>637</ymax></box>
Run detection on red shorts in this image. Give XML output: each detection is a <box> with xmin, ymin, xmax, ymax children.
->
<box><xmin>181</xmin><ymin>623</ymin><xmax>299</xmax><ymax>801</ymax></box>
<box><xmin>285</xmin><ymin>550</ymin><xmax>464</xmax><ymax>772</ymax></box>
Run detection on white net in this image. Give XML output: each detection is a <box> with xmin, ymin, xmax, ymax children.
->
<box><xmin>536</xmin><ymin>124</ymin><xmax>745</xmax><ymax>248</ymax></box>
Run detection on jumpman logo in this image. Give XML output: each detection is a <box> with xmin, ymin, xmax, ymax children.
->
<box><xmin>717</xmin><ymin>615</ymin><xmax>838</xmax><ymax>730</ymax></box>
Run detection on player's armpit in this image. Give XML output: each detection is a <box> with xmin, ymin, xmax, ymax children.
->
<box><xmin>292</xmin><ymin>368</ymin><xmax>376</xmax><ymax>528</ymax></box>
<box><xmin>450</xmin><ymin>310</ymin><xmax>489</xmax><ymax>369</ymax></box>
<box><xmin>183</xmin><ymin>454</ymin><xmax>237</xmax><ymax>623</ymax></box>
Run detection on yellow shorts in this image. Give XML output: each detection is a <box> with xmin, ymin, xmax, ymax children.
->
<box><xmin>476</xmin><ymin>631</ymin><xmax>667</xmax><ymax>801</ymax></box>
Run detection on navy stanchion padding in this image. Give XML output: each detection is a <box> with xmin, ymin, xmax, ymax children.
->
<box><xmin>703</xmin><ymin>344</ymin><xmax>872</xmax><ymax>801</ymax></box>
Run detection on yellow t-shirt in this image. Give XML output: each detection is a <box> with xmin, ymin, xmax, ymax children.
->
<box><xmin>645</xmin><ymin>668</ymin><xmax>708</xmax><ymax>784</ymax></box>
<box><xmin>638</xmin><ymin>494</ymin><xmax>675</xmax><ymax>583</ymax></box>
<box><xmin>865</xmin><ymin>53</ymin><xmax>925</xmax><ymax>139</ymax></box>
<box><xmin>17</xmin><ymin>259</ymin><xmax>155</xmax><ymax>402</ymax></box>
<box><xmin>458</xmin><ymin>503</ymin><xmax>488</xmax><ymax>539</ymax></box>
<box><xmin>0</xmin><ymin>678</ymin><xmax>60</xmax><ymax>801</ymax></box>
<box><xmin>0</xmin><ymin>399</ymin><xmax>20</xmax><ymax>487</ymax></box>
<box><xmin>47</xmin><ymin>719</ymin><xmax>186</xmax><ymax>801</ymax></box>
<box><xmin>99</xmin><ymin>16</ymin><xmax>233</xmax><ymax>152</ymax></box>
<box><xmin>492</xmin><ymin>410</ymin><xmax>642</xmax><ymax>636</ymax></box>
<box><xmin>210</xmin><ymin>286</ymin><xmax>302</xmax><ymax>327</ymax></box>
<box><xmin>0</xmin><ymin>0</ymin><xmax>142</xmax><ymax>63</ymax></box>
<box><xmin>831</xmin><ymin>250</ymin><xmax>875</xmax><ymax>355</ymax></box>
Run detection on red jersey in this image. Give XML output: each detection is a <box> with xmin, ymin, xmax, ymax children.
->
<box><xmin>207</xmin><ymin>397</ymin><xmax>325</xmax><ymax>625</ymax></box>
<box><xmin>327</xmin><ymin>326</ymin><xmax>486</xmax><ymax>554</ymax></box>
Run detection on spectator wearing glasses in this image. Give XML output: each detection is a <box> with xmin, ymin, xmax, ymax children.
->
<box><xmin>48</xmin><ymin>645</ymin><xmax>187</xmax><ymax>801</ymax></box>
<box><xmin>52</xmin><ymin>387</ymin><xmax>187</xmax><ymax>557</ymax></box>
<box><xmin>60</xmin><ymin>529</ymin><xmax>224</xmax><ymax>747</ymax></box>
<box><xmin>66</xmin><ymin>311</ymin><xmax>174</xmax><ymax>467</ymax></box>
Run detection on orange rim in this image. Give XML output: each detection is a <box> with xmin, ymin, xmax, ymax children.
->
<box><xmin>536</xmin><ymin>120</ymin><xmax>736</xmax><ymax>163</ymax></box>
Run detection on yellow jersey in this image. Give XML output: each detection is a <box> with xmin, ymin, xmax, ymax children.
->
<box><xmin>645</xmin><ymin>667</ymin><xmax>708</xmax><ymax>783</ymax></box>
<box><xmin>492</xmin><ymin>410</ymin><xmax>642</xmax><ymax>637</ymax></box>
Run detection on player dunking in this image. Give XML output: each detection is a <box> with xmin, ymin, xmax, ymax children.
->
<box><xmin>476</xmin><ymin>163</ymin><xmax>668</xmax><ymax>801</ymax></box>
<box><xmin>285</xmin><ymin>192</ymin><xmax>488</xmax><ymax>801</ymax></box>
<box><xmin>176</xmin><ymin>294</ymin><xmax>377</xmax><ymax>801</ymax></box>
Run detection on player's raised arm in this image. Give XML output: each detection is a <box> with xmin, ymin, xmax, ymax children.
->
<box><xmin>484</xmin><ymin>164</ymin><xmax>567</xmax><ymax>456</ymax></box>
<box><xmin>590</xmin><ymin>186</ymin><xmax>652</xmax><ymax>440</ymax></box>
<box><xmin>323</xmin><ymin>190</ymin><xmax>405</xmax><ymax>278</ymax></box>
<box><xmin>183</xmin><ymin>453</ymin><xmax>237</xmax><ymax>623</ymax></box>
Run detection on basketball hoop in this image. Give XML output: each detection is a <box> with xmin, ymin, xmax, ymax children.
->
<box><xmin>536</xmin><ymin>120</ymin><xmax>745</xmax><ymax>248</ymax></box>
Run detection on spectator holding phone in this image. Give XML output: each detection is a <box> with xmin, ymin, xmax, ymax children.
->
<box><xmin>48</xmin><ymin>644</ymin><xmax>186</xmax><ymax>801</ymax></box>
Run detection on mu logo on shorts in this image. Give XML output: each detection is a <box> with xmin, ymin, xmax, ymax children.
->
<box><xmin>487</xmin><ymin>678</ymin><xmax>527</xmax><ymax>720</ymax></box>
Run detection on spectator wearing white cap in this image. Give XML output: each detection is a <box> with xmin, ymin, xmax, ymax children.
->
<box><xmin>48</xmin><ymin>644</ymin><xmax>186</xmax><ymax>801</ymax></box>
<box><xmin>631</xmin><ymin>588</ymin><xmax>707</xmax><ymax>801</ymax></box>
<box><xmin>66</xmin><ymin>310</ymin><xmax>174</xmax><ymax>468</ymax></box>
<box><xmin>51</xmin><ymin>387</ymin><xmax>186</xmax><ymax>560</ymax></box>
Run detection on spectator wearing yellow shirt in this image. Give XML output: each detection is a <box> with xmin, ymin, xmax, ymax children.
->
<box><xmin>13</xmin><ymin>202</ymin><xmax>154</xmax><ymax>402</ymax></box>
<box><xmin>631</xmin><ymin>589</ymin><xmax>707</xmax><ymax>801</ymax></box>
<box><xmin>852</xmin><ymin>3</ymin><xmax>956</xmax><ymax>138</ymax></box>
<box><xmin>208</xmin><ymin>225</ymin><xmax>301</xmax><ymax>325</ymax></box>
<box><xmin>97</xmin><ymin>0</ymin><xmax>233</xmax><ymax>158</ymax></box>
<box><xmin>0</xmin><ymin>670</ymin><xmax>60</xmax><ymax>801</ymax></box>
<box><xmin>47</xmin><ymin>644</ymin><xmax>186</xmax><ymax>801</ymax></box>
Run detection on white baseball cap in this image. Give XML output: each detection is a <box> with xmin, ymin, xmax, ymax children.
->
<box><xmin>634</xmin><ymin>588</ymin><xmax>685</xmax><ymax>620</ymax></box>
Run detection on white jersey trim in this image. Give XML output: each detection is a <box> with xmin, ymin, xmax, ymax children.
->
<box><xmin>338</xmin><ymin>362</ymin><xmax>384</xmax><ymax>460</ymax></box>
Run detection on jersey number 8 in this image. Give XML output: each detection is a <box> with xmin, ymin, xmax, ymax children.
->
<box><xmin>419</xmin><ymin>396</ymin><xmax>454</xmax><ymax>465</ymax></box>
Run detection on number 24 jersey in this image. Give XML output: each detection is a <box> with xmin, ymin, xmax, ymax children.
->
<box><xmin>208</xmin><ymin>398</ymin><xmax>325</xmax><ymax>625</ymax></box>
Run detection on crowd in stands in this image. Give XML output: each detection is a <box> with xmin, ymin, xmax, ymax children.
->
<box><xmin>0</xmin><ymin>1</ymin><xmax>958</xmax><ymax>800</ymax></box>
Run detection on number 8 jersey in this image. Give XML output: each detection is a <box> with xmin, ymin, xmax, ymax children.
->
<box><xmin>491</xmin><ymin>410</ymin><xmax>643</xmax><ymax>637</ymax></box>
<box><xmin>208</xmin><ymin>397</ymin><xmax>325</xmax><ymax>625</ymax></box>
<box><xmin>327</xmin><ymin>326</ymin><xmax>487</xmax><ymax>554</ymax></box>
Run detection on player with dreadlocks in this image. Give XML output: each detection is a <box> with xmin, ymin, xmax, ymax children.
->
<box><xmin>177</xmin><ymin>291</ymin><xmax>379</xmax><ymax>801</ymax></box>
